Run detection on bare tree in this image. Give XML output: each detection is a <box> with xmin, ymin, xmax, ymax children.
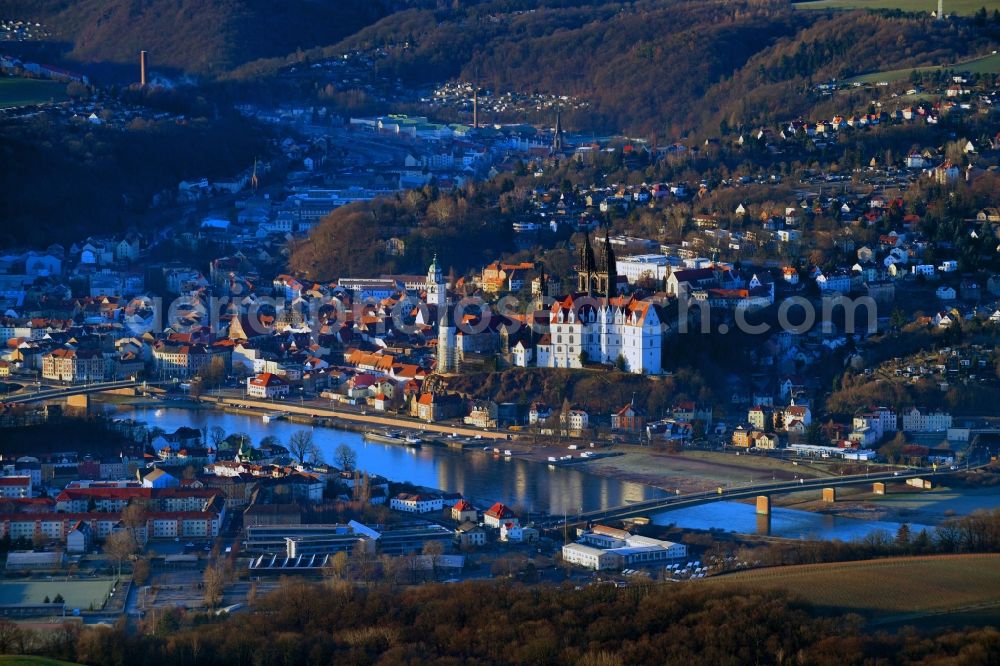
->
<box><xmin>104</xmin><ymin>530</ymin><xmax>137</xmax><ymax>579</ymax></box>
<box><xmin>323</xmin><ymin>551</ymin><xmax>349</xmax><ymax>582</ymax></box>
<box><xmin>209</xmin><ymin>426</ymin><xmax>227</xmax><ymax>449</ymax></box>
<box><xmin>0</xmin><ymin>618</ymin><xmax>24</xmax><ymax>653</ymax></box>
<box><xmin>202</xmin><ymin>562</ymin><xmax>229</xmax><ymax>609</ymax></box>
<box><xmin>335</xmin><ymin>444</ymin><xmax>357</xmax><ymax>471</ymax></box>
<box><xmin>352</xmin><ymin>540</ymin><xmax>376</xmax><ymax>585</ymax></box>
<box><xmin>120</xmin><ymin>500</ymin><xmax>149</xmax><ymax>544</ymax></box>
<box><xmin>422</xmin><ymin>540</ymin><xmax>445</xmax><ymax>579</ymax></box>
<box><xmin>288</xmin><ymin>430</ymin><xmax>317</xmax><ymax>463</ymax></box>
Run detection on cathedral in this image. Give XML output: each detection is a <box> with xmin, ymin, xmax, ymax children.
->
<box><xmin>510</xmin><ymin>231</ymin><xmax>665</xmax><ymax>375</ymax></box>
<box><xmin>577</xmin><ymin>230</ymin><xmax>619</xmax><ymax>297</ymax></box>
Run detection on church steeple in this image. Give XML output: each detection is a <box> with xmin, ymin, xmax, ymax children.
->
<box><xmin>551</xmin><ymin>110</ymin><xmax>564</xmax><ymax>154</ymax></box>
<box><xmin>578</xmin><ymin>233</ymin><xmax>597</xmax><ymax>296</ymax></box>
<box><xmin>426</xmin><ymin>253</ymin><xmax>446</xmax><ymax>308</ymax></box>
<box><xmin>604</xmin><ymin>230</ymin><xmax>617</xmax><ymax>298</ymax></box>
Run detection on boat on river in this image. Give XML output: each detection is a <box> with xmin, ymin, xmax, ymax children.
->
<box><xmin>363</xmin><ymin>430</ymin><xmax>421</xmax><ymax>447</ymax></box>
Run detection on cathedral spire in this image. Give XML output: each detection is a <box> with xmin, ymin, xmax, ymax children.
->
<box><xmin>552</xmin><ymin>110</ymin><xmax>564</xmax><ymax>154</ymax></box>
<box><xmin>604</xmin><ymin>229</ymin><xmax>617</xmax><ymax>299</ymax></box>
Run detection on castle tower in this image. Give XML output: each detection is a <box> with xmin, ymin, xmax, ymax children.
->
<box><xmin>426</xmin><ymin>254</ymin><xmax>446</xmax><ymax>308</ymax></box>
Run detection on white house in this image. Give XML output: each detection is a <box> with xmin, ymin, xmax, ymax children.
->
<box><xmin>389</xmin><ymin>493</ymin><xmax>444</xmax><ymax>513</ymax></box>
<box><xmin>246</xmin><ymin>373</ymin><xmax>289</xmax><ymax>399</ymax></box>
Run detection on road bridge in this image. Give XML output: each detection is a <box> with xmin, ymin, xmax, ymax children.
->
<box><xmin>2</xmin><ymin>380</ymin><xmax>169</xmax><ymax>404</ymax></box>
<box><xmin>545</xmin><ymin>464</ymin><xmax>986</xmax><ymax>529</ymax></box>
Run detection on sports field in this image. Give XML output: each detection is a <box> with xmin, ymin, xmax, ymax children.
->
<box><xmin>846</xmin><ymin>52</ymin><xmax>1000</xmax><ymax>83</ymax></box>
<box><xmin>797</xmin><ymin>0</ymin><xmax>1000</xmax><ymax>16</ymax></box>
<box><xmin>704</xmin><ymin>554</ymin><xmax>1000</xmax><ymax>622</ymax></box>
<box><xmin>0</xmin><ymin>78</ymin><xmax>68</xmax><ymax>109</ymax></box>
<box><xmin>0</xmin><ymin>579</ymin><xmax>115</xmax><ymax>611</ymax></box>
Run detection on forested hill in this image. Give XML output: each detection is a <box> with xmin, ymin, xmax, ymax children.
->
<box><xmin>339</xmin><ymin>0</ymin><xmax>998</xmax><ymax>136</ymax></box>
<box><xmin>0</xmin><ymin>0</ymin><xmax>432</xmax><ymax>77</ymax></box>
<box><xmin>2</xmin><ymin>1</ymin><xmax>997</xmax><ymax>133</ymax></box>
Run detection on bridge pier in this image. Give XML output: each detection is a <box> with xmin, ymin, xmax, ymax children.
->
<box><xmin>822</xmin><ymin>487</ymin><xmax>837</xmax><ymax>503</ymax></box>
<box><xmin>873</xmin><ymin>482</ymin><xmax>886</xmax><ymax>495</ymax></box>
<box><xmin>66</xmin><ymin>394</ymin><xmax>90</xmax><ymax>410</ymax></box>
<box><xmin>755</xmin><ymin>495</ymin><xmax>771</xmax><ymax>515</ymax></box>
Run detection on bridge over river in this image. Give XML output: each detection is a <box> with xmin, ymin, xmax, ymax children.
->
<box><xmin>544</xmin><ymin>463</ymin><xmax>988</xmax><ymax>529</ymax></box>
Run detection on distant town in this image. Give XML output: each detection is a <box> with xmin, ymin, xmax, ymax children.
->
<box><xmin>1</xmin><ymin>4</ymin><xmax>1000</xmax><ymax>660</ymax></box>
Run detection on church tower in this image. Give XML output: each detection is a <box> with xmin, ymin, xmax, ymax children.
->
<box><xmin>577</xmin><ymin>233</ymin><xmax>597</xmax><ymax>295</ymax></box>
<box><xmin>577</xmin><ymin>232</ymin><xmax>618</xmax><ymax>297</ymax></box>
<box><xmin>551</xmin><ymin>110</ymin><xmax>565</xmax><ymax>154</ymax></box>
<box><xmin>603</xmin><ymin>230</ymin><xmax>618</xmax><ymax>298</ymax></box>
<box><xmin>426</xmin><ymin>254</ymin><xmax>446</xmax><ymax>308</ymax></box>
<box><xmin>437</xmin><ymin>304</ymin><xmax>458</xmax><ymax>374</ymax></box>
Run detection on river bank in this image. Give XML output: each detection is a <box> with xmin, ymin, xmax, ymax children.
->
<box><xmin>779</xmin><ymin>484</ymin><xmax>1000</xmax><ymax>526</ymax></box>
<box><xmin>104</xmin><ymin>396</ymin><xmax>1000</xmax><ymax>531</ymax></box>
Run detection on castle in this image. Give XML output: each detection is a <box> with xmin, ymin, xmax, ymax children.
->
<box><xmin>512</xmin><ymin>232</ymin><xmax>665</xmax><ymax>375</ymax></box>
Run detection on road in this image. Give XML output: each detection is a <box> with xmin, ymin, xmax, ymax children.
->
<box><xmin>1</xmin><ymin>379</ymin><xmax>171</xmax><ymax>404</ymax></box>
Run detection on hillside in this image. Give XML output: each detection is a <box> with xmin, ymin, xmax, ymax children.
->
<box><xmin>0</xmin><ymin>1</ymin><xmax>425</xmax><ymax>78</ymax></box>
<box><xmin>704</xmin><ymin>553</ymin><xmax>1000</xmax><ymax>624</ymax></box>
<box><xmin>336</xmin><ymin>0</ymin><xmax>998</xmax><ymax>135</ymax></box>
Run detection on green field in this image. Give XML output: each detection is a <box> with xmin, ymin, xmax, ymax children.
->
<box><xmin>0</xmin><ymin>579</ymin><xmax>115</xmax><ymax>611</ymax></box>
<box><xmin>797</xmin><ymin>0</ymin><xmax>1000</xmax><ymax>15</ymax></box>
<box><xmin>0</xmin><ymin>78</ymin><xmax>68</xmax><ymax>109</ymax></box>
<box><xmin>704</xmin><ymin>554</ymin><xmax>1000</xmax><ymax>623</ymax></box>
<box><xmin>846</xmin><ymin>51</ymin><xmax>1000</xmax><ymax>83</ymax></box>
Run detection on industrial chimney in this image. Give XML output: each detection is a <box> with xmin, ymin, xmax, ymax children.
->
<box><xmin>937</xmin><ymin>0</ymin><xmax>943</xmax><ymax>20</ymax></box>
<box><xmin>140</xmin><ymin>50</ymin><xmax>149</xmax><ymax>86</ymax></box>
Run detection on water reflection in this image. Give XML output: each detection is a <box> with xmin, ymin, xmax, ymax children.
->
<box><xmin>126</xmin><ymin>408</ymin><xmax>665</xmax><ymax>515</ymax></box>
<box><xmin>652</xmin><ymin>501</ymin><xmax>933</xmax><ymax>541</ymax></box>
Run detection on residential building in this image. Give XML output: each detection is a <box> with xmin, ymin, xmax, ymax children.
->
<box><xmin>901</xmin><ymin>407</ymin><xmax>952</xmax><ymax>433</ymax></box>
<box><xmin>483</xmin><ymin>502</ymin><xmax>517</xmax><ymax>528</ymax></box>
<box><xmin>390</xmin><ymin>493</ymin><xmax>445</xmax><ymax>514</ymax></box>
<box><xmin>246</xmin><ymin>373</ymin><xmax>289</xmax><ymax>399</ymax></box>
<box><xmin>41</xmin><ymin>349</ymin><xmax>104</xmax><ymax>383</ymax></box>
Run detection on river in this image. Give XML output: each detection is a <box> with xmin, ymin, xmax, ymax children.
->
<box><xmin>127</xmin><ymin>407</ymin><xmax>997</xmax><ymax>541</ymax></box>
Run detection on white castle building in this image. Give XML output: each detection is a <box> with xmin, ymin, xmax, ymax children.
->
<box><xmin>532</xmin><ymin>294</ymin><xmax>664</xmax><ymax>374</ymax></box>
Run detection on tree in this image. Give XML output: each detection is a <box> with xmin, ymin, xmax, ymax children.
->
<box><xmin>334</xmin><ymin>444</ymin><xmax>357</xmax><ymax>471</ymax></box>
<box><xmin>104</xmin><ymin>530</ymin><xmax>137</xmax><ymax>579</ymax></box>
<box><xmin>132</xmin><ymin>558</ymin><xmax>150</xmax><ymax>586</ymax></box>
<box><xmin>614</xmin><ymin>354</ymin><xmax>629</xmax><ymax>372</ymax></box>
<box><xmin>324</xmin><ymin>551</ymin><xmax>349</xmax><ymax>582</ymax></box>
<box><xmin>52</xmin><ymin>593</ymin><xmax>64</xmax><ymax>604</ymax></box>
<box><xmin>202</xmin><ymin>562</ymin><xmax>230</xmax><ymax>609</ymax></box>
<box><xmin>121</xmin><ymin>501</ymin><xmax>149</xmax><ymax>544</ymax></box>
<box><xmin>0</xmin><ymin>618</ymin><xmax>25</xmax><ymax>654</ymax></box>
<box><xmin>890</xmin><ymin>307</ymin><xmax>908</xmax><ymax>332</ymax></box>
<box><xmin>288</xmin><ymin>430</ymin><xmax>317</xmax><ymax>463</ymax></box>
<box><xmin>896</xmin><ymin>523</ymin><xmax>911</xmax><ymax>550</ymax></box>
<box><xmin>259</xmin><ymin>434</ymin><xmax>281</xmax><ymax>450</ymax></box>
<box><xmin>422</xmin><ymin>540</ymin><xmax>445</xmax><ymax>578</ymax></box>
<box><xmin>202</xmin><ymin>356</ymin><xmax>226</xmax><ymax>386</ymax></box>
<box><xmin>209</xmin><ymin>426</ymin><xmax>227</xmax><ymax>449</ymax></box>
<box><xmin>352</xmin><ymin>541</ymin><xmax>376</xmax><ymax>584</ymax></box>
